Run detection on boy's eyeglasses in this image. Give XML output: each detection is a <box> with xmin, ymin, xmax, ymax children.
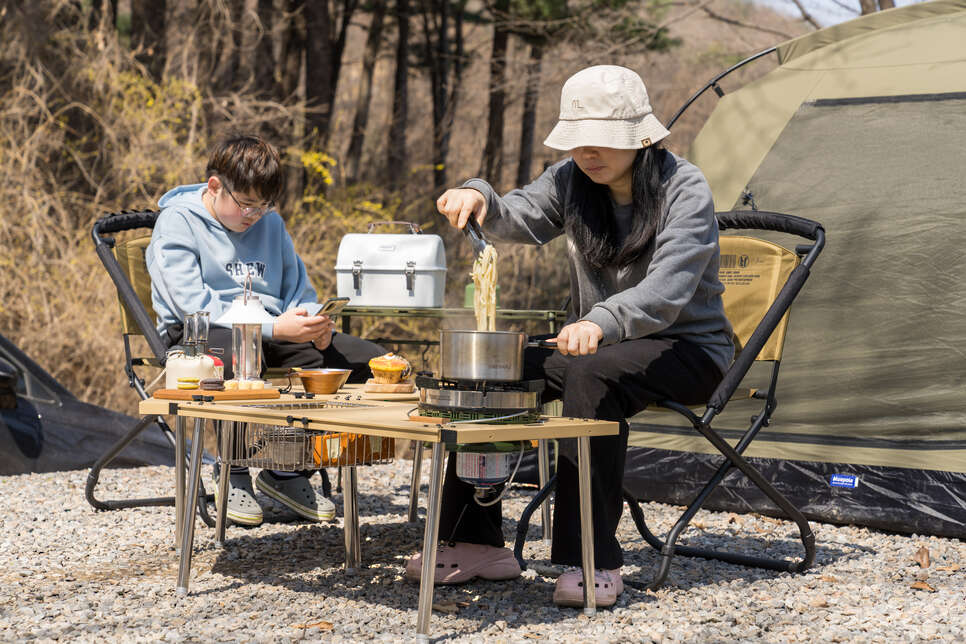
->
<box><xmin>221</xmin><ymin>181</ymin><xmax>274</xmax><ymax>218</ymax></box>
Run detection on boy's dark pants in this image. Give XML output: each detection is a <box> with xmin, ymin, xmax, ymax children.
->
<box><xmin>437</xmin><ymin>336</ymin><xmax>723</xmax><ymax>570</ymax></box>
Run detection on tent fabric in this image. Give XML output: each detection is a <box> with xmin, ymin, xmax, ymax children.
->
<box><xmin>692</xmin><ymin>2</ymin><xmax>966</xmax><ymax>210</ymax></box>
<box><xmin>622</xmin><ymin>0</ymin><xmax>966</xmax><ymax>537</ymax></box>
<box><xmin>775</xmin><ymin>0</ymin><xmax>966</xmax><ymax>64</ymax></box>
<box><xmin>622</xmin><ymin>448</ymin><xmax>966</xmax><ymax>539</ymax></box>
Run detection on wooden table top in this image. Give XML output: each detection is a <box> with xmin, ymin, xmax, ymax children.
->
<box><xmin>140</xmin><ymin>392</ymin><xmax>618</xmax><ymax>445</ymax></box>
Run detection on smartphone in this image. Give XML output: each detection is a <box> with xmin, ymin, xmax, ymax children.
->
<box><xmin>309</xmin><ymin>296</ymin><xmax>350</xmax><ymax>318</ymax></box>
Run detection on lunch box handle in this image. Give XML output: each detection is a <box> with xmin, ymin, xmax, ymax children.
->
<box><xmin>367</xmin><ymin>221</ymin><xmax>422</xmax><ymax>234</ymax></box>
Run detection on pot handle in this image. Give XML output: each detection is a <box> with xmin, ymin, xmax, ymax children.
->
<box><xmin>526</xmin><ymin>338</ymin><xmax>558</xmax><ymax>349</ymax></box>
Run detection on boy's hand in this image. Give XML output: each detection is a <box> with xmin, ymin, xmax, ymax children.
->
<box><xmin>273</xmin><ymin>308</ymin><xmax>334</xmax><ymax>344</ymax></box>
<box><xmin>311</xmin><ymin>322</ymin><xmax>336</xmax><ymax>351</ymax></box>
<box><xmin>437</xmin><ymin>188</ymin><xmax>487</xmax><ymax>230</ymax></box>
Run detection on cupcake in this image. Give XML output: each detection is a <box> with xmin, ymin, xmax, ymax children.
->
<box><xmin>368</xmin><ymin>352</ymin><xmax>412</xmax><ymax>384</ymax></box>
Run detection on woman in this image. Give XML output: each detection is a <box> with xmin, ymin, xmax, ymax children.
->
<box><xmin>409</xmin><ymin>65</ymin><xmax>734</xmax><ymax>607</ymax></box>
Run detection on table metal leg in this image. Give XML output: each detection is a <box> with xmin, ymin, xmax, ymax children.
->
<box><xmin>407</xmin><ymin>440</ymin><xmax>424</xmax><ymax>522</ymax></box>
<box><xmin>214</xmin><ymin>421</ymin><xmax>231</xmax><ymax>547</ymax></box>
<box><xmin>343</xmin><ymin>465</ymin><xmax>361</xmax><ymax>572</ymax></box>
<box><xmin>175</xmin><ymin>416</ymin><xmax>186</xmax><ymax>554</ymax></box>
<box><xmin>415</xmin><ymin>442</ymin><xmax>445</xmax><ymax>642</ymax></box>
<box><xmin>177</xmin><ymin>418</ymin><xmax>205</xmax><ymax>596</ymax></box>
<box><xmin>538</xmin><ymin>439</ymin><xmax>552</xmax><ymax>544</ymax></box>
<box><xmin>577</xmin><ymin>436</ymin><xmax>596</xmax><ymax>615</ymax></box>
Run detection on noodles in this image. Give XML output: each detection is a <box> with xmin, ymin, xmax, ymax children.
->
<box><xmin>470</xmin><ymin>243</ymin><xmax>498</xmax><ymax>331</ymax></box>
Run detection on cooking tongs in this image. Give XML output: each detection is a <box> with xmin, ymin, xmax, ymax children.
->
<box><xmin>463</xmin><ymin>217</ymin><xmax>488</xmax><ymax>255</ymax></box>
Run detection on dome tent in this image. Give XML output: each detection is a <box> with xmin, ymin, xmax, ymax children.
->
<box><xmin>623</xmin><ymin>0</ymin><xmax>966</xmax><ymax>538</ymax></box>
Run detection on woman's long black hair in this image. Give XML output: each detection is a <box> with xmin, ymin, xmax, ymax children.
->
<box><xmin>564</xmin><ymin>145</ymin><xmax>667</xmax><ymax>270</ymax></box>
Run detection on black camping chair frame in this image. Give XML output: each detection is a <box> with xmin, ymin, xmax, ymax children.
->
<box><xmin>88</xmin><ymin>210</ymin><xmax>215</xmax><ymax>527</ymax></box>
<box><xmin>513</xmin><ymin>210</ymin><xmax>825</xmax><ymax>590</ymax></box>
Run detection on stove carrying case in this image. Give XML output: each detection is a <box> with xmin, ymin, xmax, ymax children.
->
<box><xmin>335</xmin><ymin>221</ymin><xmax>446</xmax><ymax>307</ymax></box>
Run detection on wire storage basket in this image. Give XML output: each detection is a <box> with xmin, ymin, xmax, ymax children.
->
<box><xmin>227</xmin><ymin>423</ymin><xmax>311</xmax><ymax>470</ymax></box>
<box><xmin>218</xmin><ymin>400</ymin><xmax>395</xmax><ymax>469</ymax></box>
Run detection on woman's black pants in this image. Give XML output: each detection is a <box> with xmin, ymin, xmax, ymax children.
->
<box><xmin>437</xmin><ymin>336</ymin><xmax>723</xmax><ymax>570</ymax></box>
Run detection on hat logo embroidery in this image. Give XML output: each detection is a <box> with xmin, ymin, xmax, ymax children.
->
<box><xmin>572</xmin><ymin>99</ymin><xmax>583</xmax><ymax>111</ymax></box>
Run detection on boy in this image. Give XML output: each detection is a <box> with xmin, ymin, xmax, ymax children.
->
<box><xmin>147</xmin><ymin>133</ymin><xmax>385</xmax><ymax>526</ymax></box>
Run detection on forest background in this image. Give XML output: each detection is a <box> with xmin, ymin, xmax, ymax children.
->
<box><xmin>0</xmin><ymin>0</ymin><xmax>875</xmax><ymax>413</ymax></box>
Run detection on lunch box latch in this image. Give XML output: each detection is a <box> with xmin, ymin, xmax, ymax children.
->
<box><xmin>405</xmin><ymin>261</ymin><xmax>416</xmax><ymax>291</ymax></box>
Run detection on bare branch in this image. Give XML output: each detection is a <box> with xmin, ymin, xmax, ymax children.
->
<box><xmin>787</xmin><ymin>0</ymin><xmax>822</xmax><ymax>29</ymax></box>
<box><xmin>657</xmin><ymin>0</ymin><xmax>717</xmax><ymax>31</ymax></box>
<box><xmin>700</xmin><ymin>5</ymin><xmax>794</xmax><ymax>40</ymax></box>
<box><xmin>827</xmin><ymin>0</ymin><xmax>862</xmax><ymax>15</ymax></box>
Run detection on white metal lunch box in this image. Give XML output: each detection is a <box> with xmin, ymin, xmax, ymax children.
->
<box><xmin>335</xmin><ymin>221</ymin><xmax>446</xmax><ymax>307</ymax></box>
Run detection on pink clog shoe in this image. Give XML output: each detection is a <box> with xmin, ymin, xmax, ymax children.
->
<box><xmin>552</xmin><ymin>568</ymin><xmax>623</xmax><ymax>607</ymax></box>
<box><xmin>405</xmin><ymin>542</ymin><xmax>522</xmax><ymax>585</ymax></box>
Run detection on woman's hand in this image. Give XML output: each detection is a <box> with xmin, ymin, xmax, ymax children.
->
<box><xmin>272</xmin><ymin>308</ymin><xmax>333</xmax><ymax>344</ymax></box>
<box><xmin>436</xmin><ymin>188</ymin><xmax>487</xmax><ymax>229</ymax></box>
<box><xmin>554</xmin><ymin>320</ymin><xmax>604</xmax><ymax>356</ymax></box>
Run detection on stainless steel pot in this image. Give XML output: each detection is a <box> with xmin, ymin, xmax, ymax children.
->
<box><xmin>439</xmin><ymin>330</ymin><xmax>555</xmax><ymax>381</ymax></box>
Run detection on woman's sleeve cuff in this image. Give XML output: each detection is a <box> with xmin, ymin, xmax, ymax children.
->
<box><xmin>581</xmin><ymin>307</ymin><xmax>622</xmax><ymax>346</ymax></box>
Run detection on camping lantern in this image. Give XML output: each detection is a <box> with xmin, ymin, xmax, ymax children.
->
<box><xmin>215</xmin><ymin>278</ymin><xmax>274</xmax><ymax>381</ymax></box>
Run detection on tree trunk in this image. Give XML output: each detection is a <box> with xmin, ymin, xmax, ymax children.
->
<box><xmin>280</xmin><ymin>0</ymin><xmax>308</xmax><ymax>202</ymax></box>
<box><xmin>437</xmin><ymin>1</ymin><xmax>466</xmax><ymax>189</ymax></box>
<box><xmin>238</xmin><ymin>0</ymin><xmax>265</xmax><ymax>87</ymax></box>
<box><xmin>345</xmin><ymin>1</ymin><xmax>388</xmax><ymax>183</ymax></box>
<box><xmin>480</xmin><ymin>0</ymin><xmax>509</xmax><ymax>187</ymax></box>
<box><xmin>303</xmin><ymin>0</ymin><xmax>357</xmax><ymax>149</ymax></box>
<box><xmin>131</xmin><ymin>0</ymin><xmax>166</xmax><ymax>80</ymax></box>
<box><xmin>89</xmin><ymin>0</ymin><xmax>118</xmax><ymax>33</ymax></box>
<box><xmin>859</xmin><ymin>0</ymin><xmax>877</xmax><ymax>15</ymax></box>
<box><xmin>211</xmin><ymin>1</ymin><xmax>244</xmax><ymax>92</ymax></box>
<box><xmin>516</xmin><ymin>42</ymin><xmax>543</xmax><ymax>187</ymax></box>
<box><xmin>164</xmin><ymin>0</ymin><xmax>199</xmax><ymax>83</ymax></box>
<box><xmin>280</xmin><ymin>0</ymin><xmax>305</xmax><ymax>100</ymax></box>
<box><xmin>302</xmin><ymin>1</ymin><xmax>335</xmax><ymax>145</ymax></box>
<box><xmin>878</xmin><ymin>0</ymin><xmax>895</xmax><ymax>9</ymax></box>
<box><xmin>424</xmin><ymin>0</ymin><xmax>449</xmax><ymax>189</ymax></box>
<box><xmin>387</xmin><ymin>0</ymin><xmax>410</xmax><ymax>189</ymax></box>
<box><xmin>248</xmin><ymin>0</ymin><xmax>277</xmax><ymax>93</ymax></box>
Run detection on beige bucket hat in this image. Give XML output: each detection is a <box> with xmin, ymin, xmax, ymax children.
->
<box><xmin>543</xmin><ymin>65</ymin><xmax>670</xmax><ymax>151</ymax></box>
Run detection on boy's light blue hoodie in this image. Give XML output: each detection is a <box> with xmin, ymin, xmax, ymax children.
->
<box><xmin>146</xmin><ymin>183</ymin><xmax>317</xmax><ymax>339</ymax></box>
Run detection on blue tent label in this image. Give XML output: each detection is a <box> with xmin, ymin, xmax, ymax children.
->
<box><xmin>830</xmin><ymin>474</ymin><xmax>859</xmax><ymax>489</ymax></box>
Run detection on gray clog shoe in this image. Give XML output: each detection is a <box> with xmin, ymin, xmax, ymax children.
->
<box><xmin>255</xmin><ymin>471</ymin><xmax>336</xmax><ymax>521</ymax></box>
<box><xmin>213</xmin><ymin>471</ymin><xmax>264</xmax><ymax>526</ymax></box>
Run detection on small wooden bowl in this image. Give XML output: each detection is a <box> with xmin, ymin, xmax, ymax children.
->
<box><xmin>296</xmin><ymin>368</ymin><xmax>352</xmax><ymax>394</ymax></box>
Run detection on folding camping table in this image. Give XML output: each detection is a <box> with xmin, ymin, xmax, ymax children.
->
<box><xmin>139</xmin><ymin>391</ymin><xmax>618</xmax><ymax>641</ymax></box>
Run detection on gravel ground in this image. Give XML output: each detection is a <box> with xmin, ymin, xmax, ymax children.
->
<box><xmin>1</xmin><ymin>461</ymin><xmax>963</xmax><ymax>643</ymax></box>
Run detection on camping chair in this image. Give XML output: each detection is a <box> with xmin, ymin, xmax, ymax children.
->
<box><xmin>512</xmin><ymin>210</ymin><xmax>825</xmax><ymax>589</ymax></box>
<box><xmin>88</xmin><ymin>210</ymin><xmax>215</xmax><ymax>527</ymax></box>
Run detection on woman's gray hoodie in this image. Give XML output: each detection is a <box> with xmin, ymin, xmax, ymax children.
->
<box><xmin>463</xmin><ymin>151</ymin><xmax>734</xmax><ymax>375</ymax></box>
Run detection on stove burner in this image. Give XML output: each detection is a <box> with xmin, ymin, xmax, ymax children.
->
<box><xmin>415</xmin><ymin>375</ymin><xmax>544</xmax><ymax>424</ymax></box>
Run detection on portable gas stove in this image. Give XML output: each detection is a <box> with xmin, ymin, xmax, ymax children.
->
<box><xmin>415</xmin><ymin>375</ymin><xmax>544</xmax><ymax>424</ymax></box>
